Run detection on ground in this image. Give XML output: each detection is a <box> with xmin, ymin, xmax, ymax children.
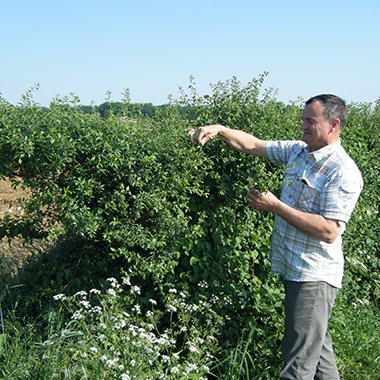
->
<box><xmin>0</xmin><ymin>177</ymin><xmax>29</xmax><ymax>219</ymax></box>
<box><xmin>0</xmin><ymin>177</ymin><xmax>36</xmax><ymax>274</ymax></box>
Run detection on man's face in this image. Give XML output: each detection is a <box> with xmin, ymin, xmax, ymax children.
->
<box><xmin>301</xmin><ymin>100</ymin><xmax>333</xmax><ymax>152</ymax></box>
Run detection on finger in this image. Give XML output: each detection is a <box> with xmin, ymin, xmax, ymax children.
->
<box><xmin>247</xmin><ymin>188</ymin><xmax>260</xmax><ymax>197</ymax></box>
<box><xmin>195</xmin><ymin>129</ymin><xmax>206</xmax><ymax>145</ymax></box>
<box><xmin>189</xmin><ymin>130</ymin><xmax>194</xmax><ymax>144</ymax></box>
<box><xmin>200</xmin><ymin>133</ymin><xmax>215</xmax><ymax>146</ymax></box>
<box><xmin>189</xmin><ymin>129</ymin><xmax>200</xmax><ymax>144</ymax></box>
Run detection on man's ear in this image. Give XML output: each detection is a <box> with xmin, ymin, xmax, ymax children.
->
<box><xmin>330</xmin><ymin>118</ymin><xmax>341</xmax><ymax>133</ymax></box>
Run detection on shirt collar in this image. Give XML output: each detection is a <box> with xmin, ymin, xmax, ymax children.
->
<box><xmin>303</xmin><ymin>139</ymin><xmax>341</xmax><ymax>160</ymax></box>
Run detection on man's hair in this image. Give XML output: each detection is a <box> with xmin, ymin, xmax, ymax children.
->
<box><xmin>305</xmin><ymin>94</ymin><xmax>348</xmax><ymax>130</ymax></box>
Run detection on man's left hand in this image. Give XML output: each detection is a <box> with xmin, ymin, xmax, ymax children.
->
<box><xmin>246</xmin><ymin>187</ymin><xmax>279</xmax><ymax>212</ymax></box>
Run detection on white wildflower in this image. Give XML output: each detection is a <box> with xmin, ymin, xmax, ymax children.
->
<box><xmin>132</xmin><ymin>304</ymin><xmax>141</xmax><ymax>314</ymax></box>
<box><xmin>149</xmin><ymin>298</ymin><xmax>157</xmax><ymax>305</ymax></box>
<box><xmin>107</xmin><ymin>288</ymin><xmax>117</xmax><ymax>296</ymax></box>
<box><xmin>90</xmin><ymin>289</ymin><xmax>101</xmax><ymax>295</ymax></box>
<box><xmin>91</xmin><ymin>306</ymin><xmax>102</xmax><ymax>313</ymax></box>
<box><xmin>106</xmin><ymin>357</ymin><xmax>119</xmax><ymax>367</ymax></box>
<box><xmin>186</xmin><ymin>363</ymin><xmax>198</xmax><ymax>372</ymax></box>
<box><xmin>167</xmin><ymin>304</ymin><xmax>177</xmax><ymax>312</ymax></box>
<box><xmin>130</xmin><ymin>285</ymin><xmax>141</xmax><ymax>295</ymax></box>
<box><xmin>80</xmin><ymin>300</ymin><xmax>91</xmax><ymax>309</ymax></box>
<box><xmin>155</xmin><ymin>337</ymin><xmax>168</xmax><ymax>346</ymax></box>
<box><xmin>169</xmin><ymin>288</ymin><xmax>177</xmax><ymax>293</ymax></box>
<box><xmin>89</xmin><ymin>347</ymin><xmax>98</xmax><ymax>353</ymax></box>
<box><xmin>198</xmin><ymin>280</ymin><xmax>208</xmax><ymax>288</ymax></box>
<box><xmin>114</xmin><ymin>319</ymin><xmax>127</xmax><ymax>329</ymax></box>
<box><xmin>120</xmin><ymin>374</ymin><xmax>130</xmax><ymax>380</ymax></box>
<box><xmin>190</xmin><ymin>304</ymin><xmax>198</xmax><ymax>312</ymax></box>
<box><xmin>71</xmin><ymin>310</ymin><xmax>84</xmax><ymax>320</ymax></box>
<box><xmin>74</xmin><ymin>291</ymin><xmax>88</xmax><ymax>298</ymax></box>
<box><xmin>53</xmin><ymin>293</ymin><xmax>66</xmax><ymax>301</ymax></box>
<box><xmin>162</xmin><ymin>355</ymin><xmax>170</xmax><ymax>363</ymax></box>
<box><xmin>186</xmin><ymin>342</ymin><xmax>200</xmax><ymax>353</ymax></box>
<box><xmin>196</xmin><ymin>337</ymin><xmax>204</xmax><ymax>345</ymax></box>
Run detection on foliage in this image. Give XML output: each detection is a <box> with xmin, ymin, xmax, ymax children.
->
<box><xmin>0</xmin><ymin>76</ymin><xmax>379</xmax><ymax>378</ymax></box>
<box><xmin>330</xmin><ymin>296</ymin><xmax>380</xmax><ymax>380</ymax></box>
<box><xmin>0</xmin><ymin>276</ymin><xmax>220</xmax><ymax>379</ymax></box>
<box><xmin>0</xmin><ymin>78</ymin><xmax>287</xmax><ymax>347</ymax></box>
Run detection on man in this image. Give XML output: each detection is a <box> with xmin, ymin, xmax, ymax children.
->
<box><xmin>189</xmin><ymin>94</ymin><xmax>363</xmax><ymax>379</ymax></box>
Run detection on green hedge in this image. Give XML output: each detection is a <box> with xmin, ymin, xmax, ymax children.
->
<box><xmin>1</xmin><ymin>77</ymin><xmax>379</xmax><ymax>356</ymax></box>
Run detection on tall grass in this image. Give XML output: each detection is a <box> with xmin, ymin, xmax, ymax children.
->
<box><xmin>1</xmin><ymin>243</ymin><xmax>378</xmax><ymax>379</ymax></box>
<box><xmin>330</xmin><ymin>297</ymin><xmax>380</xmax><ymax>380</ymax></box>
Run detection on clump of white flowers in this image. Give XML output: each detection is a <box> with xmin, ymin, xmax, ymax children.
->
<box><xmin>49</xmin><ymin>275</ymin><xmax>220</xmax><ymax>379</ymax></box>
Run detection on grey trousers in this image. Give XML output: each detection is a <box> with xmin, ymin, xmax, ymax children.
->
<box><xmin>280</xmin><ymin>280</ymin><xmax>340</xmax><ymax>380</ymax></box>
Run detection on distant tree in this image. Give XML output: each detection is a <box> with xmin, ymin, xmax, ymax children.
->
<box><xmin>78</xmin><ymin>105</ymin><xmax>96</xmax><ymax>114</ymax></box>
<box><xmin>96</xmin><ymin>102</ymin><xmax>123</xmax><ymax>118</ymax></box>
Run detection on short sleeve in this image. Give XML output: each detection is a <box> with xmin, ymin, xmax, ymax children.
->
<box><xmin>266</xmin><ymin>140</ymin><xmax>307</xmax><ymax>166</ymax></box>
<box><xmin>321</xmin><ymin>166</ymin><xmax>363</xmax><ymax>223</ymax></box>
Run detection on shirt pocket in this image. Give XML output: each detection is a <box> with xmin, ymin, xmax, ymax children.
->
<box><xmin>282</xmin><ymin>166</ymin><xmax>302</xmax><ymax>206</ymax></box>
<box><xmin>298</xmin><ymin>175</ymin><xmax>321</xmax><ymax>213</ymax></box>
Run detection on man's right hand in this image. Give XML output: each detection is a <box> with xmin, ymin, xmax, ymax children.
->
<box><xmin>188</xmin><ymin>124</ymin><xmax>269</xmax><ymax>158</ymax></box>
<box><xmin>188</xmin><ymin>124</ymin><xmax>224</xmax><ymax>146</ymax></box>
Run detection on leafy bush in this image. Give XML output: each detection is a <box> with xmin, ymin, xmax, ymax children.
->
<box><xmin>0</xmin><ymin>76</ymin><xmax>379</xmax><ymax>378</ymax></box>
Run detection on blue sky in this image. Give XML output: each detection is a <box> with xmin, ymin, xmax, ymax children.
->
<box><xmin>2</xmin><ymin>0</ymin><xmax>380</xmax><ymax>106</ymax></box>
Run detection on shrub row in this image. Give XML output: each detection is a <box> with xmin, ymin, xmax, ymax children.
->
<box><xmin>0</xmin><ymin>77</ymin><xmax>379</xmax><ymax>355</ymax></box>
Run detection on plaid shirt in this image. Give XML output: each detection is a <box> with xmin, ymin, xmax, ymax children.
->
<box><xmin>266</xmin><ymin>139</ymin><xmax>363</xmax><ymax>288</ymax></box>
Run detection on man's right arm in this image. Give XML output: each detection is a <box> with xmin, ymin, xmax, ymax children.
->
<box><xmin>189</xmin><ymin>124</ymin><xmax>268</xmax><ymax>158</ymax></box>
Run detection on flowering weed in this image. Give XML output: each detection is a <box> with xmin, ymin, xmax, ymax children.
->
<box><xmin>37</xmin><ymin>276</ymin><xmax>220</xmax><ymax>379</ymax></box>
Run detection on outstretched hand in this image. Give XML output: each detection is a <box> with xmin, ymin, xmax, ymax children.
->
<box><xmin>188</xmin><ymin>125</ymin><xmax>223</xmax><ymax>146</ymax></box>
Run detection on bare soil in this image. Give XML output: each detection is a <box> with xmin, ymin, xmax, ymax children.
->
<box><xmin>0</xmin><ymin>177</ymin><xmax>42</xmax><ymax>275</ymax></box>
<box><xmin>0</xmin><ymin>177</ymin><xmax>29</xmax><ymax>219</ymax></box>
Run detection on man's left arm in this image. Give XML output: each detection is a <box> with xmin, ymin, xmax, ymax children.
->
<box><xmin>246</xmin><ymin>188</ymin><xmax>341</xmax><ymax>243</ymax></box>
